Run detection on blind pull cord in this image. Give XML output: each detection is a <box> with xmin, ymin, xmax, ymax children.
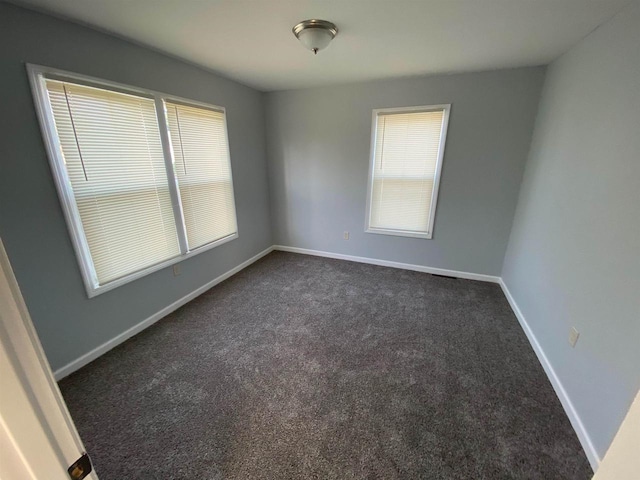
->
<box><xmin>62</xmin><ymin>84</ymin><xmax>89</xmax><ymax>181</ymax></box>
<box><xmin>379</xmin><ymin>116</ymin><xmax>386</xmax><ymax>170</ymax></box>
<box><xmin>175</xmin><ymin>106</ymin><xmax>188</xmax><ymax>175</ymax></box>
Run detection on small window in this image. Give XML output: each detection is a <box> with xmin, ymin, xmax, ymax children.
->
<box><xmin>29</xmin><ymin>65</ymin><xmax>238</xmax><ymax>297</ymax></box>
<box><xmin>365</xmin><ymin>105</ymin><xmax>450</xmax><ymax>239</ymax></box>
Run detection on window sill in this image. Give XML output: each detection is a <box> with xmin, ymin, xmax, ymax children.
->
<box><xmin>365</xmin><ymin>228</ymin><xmax>432</xmax><ymax>240</ymax></box>
<box><xmin>84</xmin><ymin>232</ymin><xmax>238</xmax><ymax>298</ymax></box>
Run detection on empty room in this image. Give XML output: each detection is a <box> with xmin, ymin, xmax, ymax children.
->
<box><xmin>0</xmin><ymin>0</ymin><xmax>638</xmax><ymax>479</ymax></box>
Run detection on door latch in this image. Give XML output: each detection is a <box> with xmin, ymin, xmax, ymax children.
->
<box><xmin>68</xmin><ymin>453</ymin><xmax>92</xmax><ymax>480</ymax></box>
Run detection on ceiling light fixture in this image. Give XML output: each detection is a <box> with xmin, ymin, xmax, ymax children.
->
<box><xmin>292</xmin><ymin>19</ymin><xmax>338</xmax><ymax>55</ymax></box>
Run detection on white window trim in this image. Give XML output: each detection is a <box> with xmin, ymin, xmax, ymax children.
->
<box><xmin>364</xmin><ymin>104</ymin><xmax>451</xmax><ymax>240</ymax></box>
<box><xmin>27</xmin><ymin>64</ymin><xmax>239</xmax><ymax>298</ymax></box>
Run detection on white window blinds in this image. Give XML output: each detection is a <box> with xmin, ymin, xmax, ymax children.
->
<box><xmin>367</xmin><ymin>106</ymin><xmax>449</xmax><ymax>238</ymax></box>
<box><xmin>46</xmin><ymin>80</ymin><xmax>180</xmax><ymax>284</ymax></box>
<box><xmin>33</xmin><ymin>67</ymin><xmax>239</xmax><ymax>297</ymax></box>
<box><xmin>166</xmin><ymin>102</ymin><xmax>237</xmax><ymax>250</ymax></box>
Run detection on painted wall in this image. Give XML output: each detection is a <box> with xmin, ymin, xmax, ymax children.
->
<box><xmin>265</xmin><ymin>68</ymin><xmax>545</xmax><ymax>276</ymax></box>
<box><xmin>501</xmin><ymin>0</ymin><xmax>640</xmax><ymax>460</ymax></box>
<box><xmin>0</xmin><ymin>3</ymin><xmax>272</xmax><ymax>372</ymax></box>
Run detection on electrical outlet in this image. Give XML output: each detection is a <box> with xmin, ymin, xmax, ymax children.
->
<box><xmin>568</xmin><ymin>326</ymin><xmax>580</xmax><ymax>347</ymax></box>
<box><xmin>343</xmin><ymin>231</ymin><xmax>350</xmax><ymax>240</ymax></box>
<box><xmin>173</xmin><ymin>264</ymin><xmax>181</xmax><ymax>276</ymax></box>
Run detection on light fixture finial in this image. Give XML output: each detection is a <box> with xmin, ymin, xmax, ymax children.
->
<box><xmin>293</xmin><ymin>19</ymin><xmax>338</xmax><ymax>55</ymax></box>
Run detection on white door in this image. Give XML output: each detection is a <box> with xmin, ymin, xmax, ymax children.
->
<box><xmin>0</xmin><ymin>238</ymin><xmax>97</xmax><ymax>480</ymax></box>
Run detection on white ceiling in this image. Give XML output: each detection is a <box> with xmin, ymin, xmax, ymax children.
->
<box><xmin>14</xmin><ymin>0</ymin><xmax>629</xmax><ymax>91</ymax></box>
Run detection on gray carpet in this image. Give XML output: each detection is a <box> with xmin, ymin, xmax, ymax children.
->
<box><xmin>59</xmin><ymin>251</ymin><xmax>592</xmax><ymax>479</ymax></box>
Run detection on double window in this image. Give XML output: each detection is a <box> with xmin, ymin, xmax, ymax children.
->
<box><xmin>29</xmin><ymin>65</ymin><xmax>238</xmax><ymax>297</ymax></box>
<box><xmin>365</xmin><ymin>105</ymin><xmax>450</xmax><ymax>239</ymax></box>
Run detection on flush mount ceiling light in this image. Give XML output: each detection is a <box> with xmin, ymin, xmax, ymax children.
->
<box><xmin>292</xmin><ymin>19</ymin><xmax>338</xmax><ymax>55</ymax></box>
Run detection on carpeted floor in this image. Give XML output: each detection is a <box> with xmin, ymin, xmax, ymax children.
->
<box><xmin>59</xmin><ymin>251</ymin><xmax>592</xmax><ymax>479</ymax></box>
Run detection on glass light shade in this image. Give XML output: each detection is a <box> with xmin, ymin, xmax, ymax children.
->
<box><xmin>297</xmin><ymin>28</ymin><xmax>334</xmax><ymax>52</ymax></box>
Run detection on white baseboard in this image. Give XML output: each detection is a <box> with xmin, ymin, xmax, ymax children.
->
<box><xmin>275</xmin><ymin>247</ymin><xmax>598</xmax><ymax>468</ymax></box>
<box><xmin>499</xmin><ymin>279</ymin><xmax>600</xmax><ymax>471</ymax></box>
<box><xmin>54</xmin><ymin>245</ymin><xmax>496</xmax><ymax>380</ymax></box>
<box><xmin>53</xmin><ymin>246</ymin><xmax>274</xmax><ymax>380</ymax></box>
<box><xmin>52</xmin><ymin>243</ymin><xmax>598</xmax><ymax>471</ymax></box>
<box><xmin>273</xmin><ymin>245</ymin><xmax>501</xmax><ymax>283</ymax></box>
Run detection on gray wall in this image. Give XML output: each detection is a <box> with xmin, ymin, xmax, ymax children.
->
<box><xmin>0</xmin><ymin>3</ymin><xmax>272</xmax><ymax>372</ymax></box>
<box><xmin>265</xmin><ymin>68</ymin><xmax>545</xmax><ymax>276</ymax></box>
<box><xmin>501</xmin><ymin>1</ymin><xmax>640</xmax><ymax>459</ymax></box>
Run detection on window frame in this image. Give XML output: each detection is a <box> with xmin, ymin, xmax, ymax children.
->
<box><xmin>364</xmin><ymin>104</ymin><xmax>451</xmax><ymax>240</ymax></box>
<box><xmin>27</xmin><ymin>64</ymin><xmax>239</xmax><ymax>298</ymax></box>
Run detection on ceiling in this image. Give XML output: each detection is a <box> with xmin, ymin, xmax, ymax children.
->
<box><xmin>14</xmin><ymin>0</ymin><xmax>629</xmax><ymax>91</ymax></box>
